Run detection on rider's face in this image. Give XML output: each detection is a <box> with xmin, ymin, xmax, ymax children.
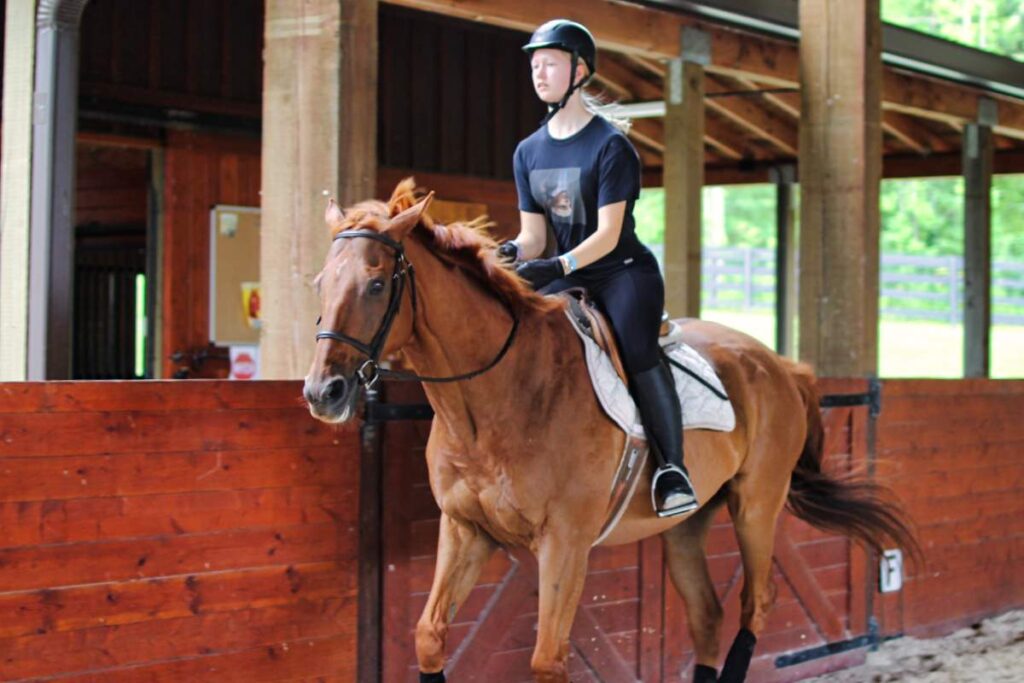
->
<box><xmin>530</xmin><ymin>49</ymin><xmax>585</xmax><ymax>103</ymax></box>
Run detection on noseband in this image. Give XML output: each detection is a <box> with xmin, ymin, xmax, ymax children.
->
<box><xmin>315</xmin><ymin>229</ymin><xmax>519</xmax><ymax>389</ymax></box>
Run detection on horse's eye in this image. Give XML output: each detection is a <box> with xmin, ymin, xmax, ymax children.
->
<box><xmin>368</xmin><ymin>279</ymin><xmax>386</xmax><ymax>296</ymax></box>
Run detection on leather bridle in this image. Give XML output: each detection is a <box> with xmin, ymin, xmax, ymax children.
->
<box><xmin>315</xmin><ymin>229</ymin><xmax>519</xmax><ymax>389</ymax></box>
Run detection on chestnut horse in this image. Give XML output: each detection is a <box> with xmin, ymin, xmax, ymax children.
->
<box><xmin>304</xmin><ymin>180</ymin><xmax>916</xmax><ymax>683</ymax></box>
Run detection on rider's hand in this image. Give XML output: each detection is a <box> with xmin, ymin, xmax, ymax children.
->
<box><xmin>515</xmin><ymin>257</ymin><xmax>565</xmax><ymax>290</ymax></box>
<box><xmin>497</xmin><ymin>240</ymin><xmax>520</xmax><ymax>262</ymax></box>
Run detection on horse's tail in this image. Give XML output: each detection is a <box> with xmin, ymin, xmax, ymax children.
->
<box><xmin>786</xmin><ymin>366</ymin><xmax>921</xmax><ymax>564</ymax></box>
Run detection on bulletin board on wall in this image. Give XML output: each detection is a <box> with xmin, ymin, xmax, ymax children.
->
<box><xmin>209</xmin><ymin>205</ymin><xmax>261</xmax><ymax>346</ymax></box>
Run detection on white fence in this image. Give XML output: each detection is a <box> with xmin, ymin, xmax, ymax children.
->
<box><xmin>646</xmin><ymin>245</ymin><xmax>1024</xmax><ymax>325</ymax></box>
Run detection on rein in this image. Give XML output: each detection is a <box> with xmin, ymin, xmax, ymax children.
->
<box><xmin>315</xmin><ymin>228</ymin><xmax>520</xmax><ymax>389</ymax></box>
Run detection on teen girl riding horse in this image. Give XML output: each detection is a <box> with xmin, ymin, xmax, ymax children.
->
<box><xmin>303</xmin><ymin>19</ymin><xmax>916</xmax><ymax>683</ymax></box>
<box><xmin>504</xmin><ymin>20</ymin><xmax>697</xmax><ymax>519</ymax></box>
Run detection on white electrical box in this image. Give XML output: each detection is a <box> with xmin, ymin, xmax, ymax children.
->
<box><xmin>880</xmin><ymin>549</ymin><xmax>903</xmax><ymax>593</ymax></box>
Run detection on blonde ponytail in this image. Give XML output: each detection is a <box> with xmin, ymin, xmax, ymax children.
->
<box><xmin>582</xmin><ymin>90</ymin><xmax>632</xmax><ymax>134</ymax></box>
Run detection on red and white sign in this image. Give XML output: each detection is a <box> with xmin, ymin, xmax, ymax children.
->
<box><xmin>229</xmin><ymin>345</ymin><xmax>260</xmax><ymax>380</ymax></box>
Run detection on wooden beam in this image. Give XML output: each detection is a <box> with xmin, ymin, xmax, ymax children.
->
<box><xmin>703</xmin><ymin>114</ymin><xmax>750</xmax><ymax>160</ymax></box>
<box><xmin>599</xmin><ymin>54</ymin><xmax>660</xmax><ymax>97</ymax></box>
<box><xmin>628</xmin><ymin>117</ymin><xmax>666</xmax><ymax>154</ymax></box>
<box><xmin>383</xmin><ymin>0</ymin><xmax>1024</xmax><ymax>140</ymax></box>
<box><xmin>883</xmin><ymin>70</ymin><xmax>1024</xmax><ymax>142</ymax></box>
<box><xmin>798</xmin><ymin>0</ymin><xmax>882</xmax><ymax>377</ymax></box>
<box><xmin>590</xmin><ymin>72</ymin><xmax>632</xmax><ymax>102</ymax></box>
<box><xmin>774</xmin><ymin>166</ymin><xmax>797</xmax><ymax>358</ymax></box>
<box><xmin>625</xmin><ymin>53</ymin><xmax>668</xmax><ymax>81</ymax></box>
<box><xmin>705</xmin><ymin>76</ymin><xmax>798</xmax><ymax>156</ymax></box>
<box><xmin>963</xmin><ymin>123</ymin><xmax>993</xmax><ymax>378</ymax></box>
<box><xmin>664</xmin><ymin>56</ymin><xmax>705</xmax><ymax>318</ymax></box>
<box><xmin>882</xmin><ymin>113</ymin><xmax>928</xmax><ymax>155</ymax></box>
<box><xmin>386</xmin><ymin>0</ymin><xmax>798</xmax><ymax>86</ymax></box>
<box><xmin>601</xmin><ymin>56</ymin><xmax>750</xmax><ymax>160</ymax></box>
<box><xmin>0</xmin><ymin>0</ymin><xmax>36</xmax><ymax>380</ymax></box>
<box><xmin>883</xmin><ymin>111</ymin><xmax>954</xmax><ymax>154</ymax></box>
<box><xmin>884</xmin><ymin>147</ymin><xmax>1024</xmax><ymax>177</ymax></box>
<box><xmin>261</xmin><ymin>0</ymin><xmax>378</xmax><ymax>378</ymax></box>
<box><xmin>734</xmin><ymin>77</ymin><xmax>801</xmax><ymax>119</ymax></box>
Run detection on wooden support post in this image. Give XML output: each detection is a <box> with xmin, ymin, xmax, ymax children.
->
<box><xmin>0</xmin><ymin>0</ymin><xmax>37</xmax><ymax>380</ymax></box>
<box><xmin>772</xmin><ymin>165</ymin><xmax>797</xmax><ymax>357</ymax></box>
<box><xmin>798</xmin><ymin>0</ymin><xmax>882</xmax><ymax>377</ymax></box>
<box><xmin>261</xmin><ymin>0</ymin><xmax>378</xmax><ymax>379</ymax></box>
<box><xmin>663</xmin><ymin>27</ymin><xmax>708</xmax><ymax>318</ymax></box>
<box><xmin>963</xmin><ymin>119</ymin><xmax>993</xmax><ymax>377</ymax></box>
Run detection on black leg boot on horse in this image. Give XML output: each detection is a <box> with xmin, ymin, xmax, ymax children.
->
<box><xmin>631</xmin><ymin>359</ymin><xmax>699</xmax><ymax>517</ymax></box>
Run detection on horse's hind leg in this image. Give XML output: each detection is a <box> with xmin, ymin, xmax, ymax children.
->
<box><xmin>718</xmin><ymin>477</ymin><xmax>790</xmax><ymax>683</ymax></box>
<box><xmin>662</xmin><ymin>493</ymin><xmax>728</xmax><ymax>683</ymax></box>
<box><xmin>416</xmin><ymin>513</ymin><xmax>496</xmax><ymax>682</ymax></box>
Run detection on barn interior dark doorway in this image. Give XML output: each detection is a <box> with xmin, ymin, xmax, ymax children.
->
<box><xmin>72</xmin><ymin>143</ymin><xmax>153</xmax><ymax>379</ymax></box>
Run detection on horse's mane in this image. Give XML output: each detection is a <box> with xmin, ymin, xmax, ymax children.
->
<box><xmin>331</xmin><ymin>178</ymin><xmax>563</xmax><ymax>315</ymax></box>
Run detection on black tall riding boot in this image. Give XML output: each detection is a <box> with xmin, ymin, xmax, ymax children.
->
<box><xmin>631</xmin><ymin>360</ymin><xmax>699</xmax><ymax>517</ymax></box>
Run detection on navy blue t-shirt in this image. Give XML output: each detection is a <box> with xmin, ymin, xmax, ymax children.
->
<box><xmin>513</xmin><ymin>116</ymin><xmax>650</xmax><ymax>279</ymax></box>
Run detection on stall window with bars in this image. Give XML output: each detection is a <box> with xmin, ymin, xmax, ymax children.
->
<box><xmin>73</xmin><ymin>227</ymin><xmax>148</xmax><ymax>379</ymax></box>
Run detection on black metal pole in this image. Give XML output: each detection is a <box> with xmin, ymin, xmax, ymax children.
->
<box><xmin>357</xmin><ymin>387</ymin><xmax>383</xmax><ymax>682</ymax></box>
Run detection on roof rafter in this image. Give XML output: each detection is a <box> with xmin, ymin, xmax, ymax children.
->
<box><xmin>384</xmin><ymin>0</ymin><xmax>1024</xmax><ymax>140</ymax></box>
<box><xmin>702</xmin><ymin>77</ymin><xmax>798</xmax><ymax>156</ymax></box>
<box><xmin>882</xmin><ymin>112</ymin><xmax>950</xmax><ymax>154</ymax></box>
<box><xmin>598</xmin><ymin>55</ymin><xmax>749</xmax><ymax>160</ymax></box>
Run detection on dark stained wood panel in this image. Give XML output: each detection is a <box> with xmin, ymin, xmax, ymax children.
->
<box><xmin>79</xmin><ymin>0</ymin><xmax>265</xmax><ymax>119</ymax></box>
<box><xmin>0</xmin><ymin>380</ymin><xmax>359</xmax><ymax>681</ymax></box>
<box><xmin>161</xmin><ymin>130</ymin><xmax>261</xmax><ymax>378</ymax></box>
<box><xmin>74</xmin><ymin>150</ymin><xmax>149</xmax><ymax>225</ymax></box>
<box><xmin>377</xmin><ymin>5</ymin><xmax>545</xmax><ymax>181</ymax></box>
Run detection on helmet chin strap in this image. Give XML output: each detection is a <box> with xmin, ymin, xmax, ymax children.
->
<box><xmin>541</xmin><ymin>52</ymin><xmax>584</xmax><ymax>125</ymax></box>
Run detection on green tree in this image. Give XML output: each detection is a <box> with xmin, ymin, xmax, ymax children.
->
<box><xmin>883</xmin><ymin>0</ymin><xmax>1024</xmax><ymax>61</ymax></box>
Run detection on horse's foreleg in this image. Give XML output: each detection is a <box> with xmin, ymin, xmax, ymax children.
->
<box><xmin>663</xmin><ymin>495</ymin><xmax>727</xmax><ymax>683</ymax></box>
<box><xmin>531</xmin><ymin>534</ymin><xmax>590</xmax><ymax>683</ymax></box>
<box><xmin>416</xmin><ymin>513</ymin><xmax>496</xmax><ymax>682</ymax></box>
<box><xmin>718</xmin><ymin>477</ymin><xmax>789</xmax><ymax>683</ymax></box>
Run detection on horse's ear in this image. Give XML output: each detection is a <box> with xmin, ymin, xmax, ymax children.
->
<box><xmin>386</xmin><ymin>191</ymin><xmax>434</xmax><ymax>239</ymax></box>
<box><xmin>325</xmin><ymin>199</ymin><xmax>346</xmax><ymax>232</ymax></box>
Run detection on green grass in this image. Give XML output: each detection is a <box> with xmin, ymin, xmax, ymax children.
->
<box><xmin>698</xmin><ymin>309</ymin><xmax>1024</xmax><ymax>379</ymax></box>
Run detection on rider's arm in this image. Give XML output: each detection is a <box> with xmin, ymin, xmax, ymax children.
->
<box><xmin>560</xmin><ymin>201</ymin><xmax>625</xmax><ymax>270</ymax></box>
<box><xmin>559</xmin><ymin>135</ymin><xmax>639</xmax><ymax>273</ymax></box>
<box><xmin>513</xmin><ymin>212</ymin><xmax>548</xmax><ymax>261</ymax></box>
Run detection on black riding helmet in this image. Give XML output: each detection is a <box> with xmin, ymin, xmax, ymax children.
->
<box><xmin>523</xmin><ymin>19</ymin><xmax>597</xmax><ymax>123</ymax></box>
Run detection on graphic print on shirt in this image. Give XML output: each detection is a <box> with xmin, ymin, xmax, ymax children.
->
<box><xmin>529</xmin><ymin>167</ymin><xmax>586</xmax><ymax>229</ymax></box>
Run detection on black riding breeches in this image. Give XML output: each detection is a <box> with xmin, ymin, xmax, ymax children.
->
<box><xmin>541</xmin><ymin>252</ymin><xmax>665</xmax><ymax>376</ymax></box>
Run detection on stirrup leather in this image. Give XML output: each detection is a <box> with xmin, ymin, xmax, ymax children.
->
<box><xmin>651</xmin><ymin>464</ymin><xmax>699</xmax><ymax>518</ymax></box>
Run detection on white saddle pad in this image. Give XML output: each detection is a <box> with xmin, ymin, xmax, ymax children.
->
<box><xmin>571</xmin><ymin>316</ymin><xmax>736</xmax><ymax>438</ymax></box>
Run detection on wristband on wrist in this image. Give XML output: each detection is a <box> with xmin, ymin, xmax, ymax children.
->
<box><xmin>560</xmin><ymin>253</ymin><xmax>578</xmax><ymax>274</ymax></box>
<box><xmin>509</xmin><ymin>240</ymin><xmax>522</xmax><ymax>262</ymax></box>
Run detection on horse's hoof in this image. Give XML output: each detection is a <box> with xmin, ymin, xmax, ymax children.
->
<box><xmin>719</xmin><ymin>628</ymin><xmax>757</xmax><ymax>683</ymax></box>
<box><xmin>694</xmin><ymin>663</ymin><xmax>719</xmax><ymax>682</ymax></box>
<box><xmin>419</xmin><ymin>671</ymin><xmax>445</xmax><ymax>683</ymax></box>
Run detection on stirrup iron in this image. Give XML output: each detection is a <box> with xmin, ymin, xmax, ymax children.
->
<box><xmin>651</xmin><ymin>464</ymin><xmax>699</xmax><ymax>518</ymax></box>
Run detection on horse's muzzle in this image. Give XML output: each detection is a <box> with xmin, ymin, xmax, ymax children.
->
<box><xmin>303</xmin><ymin>375</ymin><xmax>358</xmax><ymax>423</ymax></box>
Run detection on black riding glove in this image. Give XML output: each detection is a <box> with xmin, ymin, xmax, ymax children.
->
<box><xmin>515</xmin><ymin>257</ymin><xmax>565</xmax><ymax>290</ymax></box>
<box><xmin>497</xmin><ymin>240</ymin><xmax>520</xmax><ymax>262</ymax></box>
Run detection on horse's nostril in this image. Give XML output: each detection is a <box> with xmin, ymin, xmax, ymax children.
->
<box><xmin>323</xmin><ymin>378</ymin><xmax>347</xmax><ymax>403</ymax></box>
